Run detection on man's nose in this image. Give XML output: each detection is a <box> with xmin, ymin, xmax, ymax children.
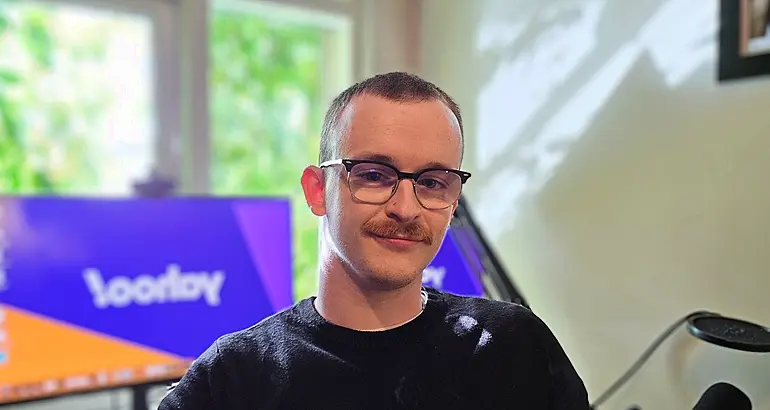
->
<box><xmin>384</xmin><ymin>180</ymin><xmax>422</xmax><ymax>222</ymax></box>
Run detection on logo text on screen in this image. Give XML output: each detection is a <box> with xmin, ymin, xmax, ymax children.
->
<box><xmin>83</xmin><ymin>264</ymin><xmax>226</xmax><ymax>309</ymax></box>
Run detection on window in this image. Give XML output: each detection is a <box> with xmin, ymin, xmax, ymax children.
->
<box><xmin>0</xmin><ymin>0</ymin><xmax>163</xmax><ymax>195</ymax></box>
<box><xmin>0</xmin><ymin>0</ymin><xmax>352</xmax><ymax>300</ymax></box>
<box><xmin>209</xmin><ymin>1</ymin><xmax>350</xmax><ymax>301</ymax></box>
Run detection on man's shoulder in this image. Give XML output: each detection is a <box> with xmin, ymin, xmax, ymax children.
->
<box><xmin>430</xmin><ymin>288</ymin><xmax>543</xmax><ymax>331</ymax></box>
<box><xmin>427</xmin><ymin>290</ymin><xmax>591</xmax><ymax>408</ymax></box>
<box><xmin>213</xmin><ymin>303</ymin><xmax>302</xmax><ymax>358</ymax></box>
<box><xmin>159</xmin><ymin>305</ymin><xmax>305</xmax><ymax>408</ymax></box>
<box><xmin>432</xmin><ymin>288</ymin><xmax>532</xmax><ymax>316</ymax></box>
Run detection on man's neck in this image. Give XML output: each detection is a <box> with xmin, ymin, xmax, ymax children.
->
<box><xmin>314</xmin><ymin>259</ymin><xmax>425</xmax><ymax>331</ymax></box>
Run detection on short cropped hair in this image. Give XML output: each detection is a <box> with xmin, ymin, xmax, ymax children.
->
<box><xmin>318</xmin><ymin>72</ymin><xmax>464</xmax><ymax>164</ymax></box>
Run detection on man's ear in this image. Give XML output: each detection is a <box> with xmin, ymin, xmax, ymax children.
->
<box><xmin>301</xmin><ymin>166</ymin><xmax>326</xmax><ymax>216</ymax></box>
<box><xmin>450</xmin><ymin>199</ymin><xmax>459</xmax><ymax>219</ymax></box>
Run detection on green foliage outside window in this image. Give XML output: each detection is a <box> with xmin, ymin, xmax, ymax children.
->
<box><xmin>209</xmin><ymin>10</ymin><xmax>325</xmax><ymax>302</ymax></box>
<box><xmin>0</xmin><ymin>3</ymin><xmax>151</xmax><ymax>196</ymax></box>
<box><xmin>0</xmin><ymin>5</ymin><xmax>102</xmax><ymax>193</ymax></box>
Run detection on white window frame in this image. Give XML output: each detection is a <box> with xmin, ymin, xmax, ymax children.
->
<box><xmin>59</xmin><ymin>0</ymin><xmax>182</xmax><ymax>182</ymax></box>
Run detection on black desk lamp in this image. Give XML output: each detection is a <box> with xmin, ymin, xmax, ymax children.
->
<box><xmin>686</xmin><ymin>313</ymin><xmax>770</xmax><ymax>353</ymax></box>
<box><xmin>590</xmin><ymin>311</ymin><xmax>770</xmax><ymax>409</ymax></box>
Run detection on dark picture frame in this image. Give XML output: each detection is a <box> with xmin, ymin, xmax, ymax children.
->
<box><xmin>719</xmin><ymin>0</ymin><xmax>770</xmax><ymax>82</ymax></box>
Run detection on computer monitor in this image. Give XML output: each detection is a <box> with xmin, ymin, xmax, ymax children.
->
<box><xmin>0</xmin><ymin>197</ymin><xmax>293</xmax><ymax>404</ymax></box>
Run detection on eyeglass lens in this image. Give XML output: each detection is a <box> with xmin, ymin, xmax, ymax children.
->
<box><xmin>347</xmin><ymin>162</ymin><xmax>462</xmax><ymax>209</ymax></box>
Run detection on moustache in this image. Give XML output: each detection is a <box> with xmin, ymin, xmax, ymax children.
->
<box><xmin>362</xmin><ymin>220</ymin><xmax>433</xmax><ymax>246</ymax></box>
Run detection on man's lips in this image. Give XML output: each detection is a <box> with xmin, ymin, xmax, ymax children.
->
<box><xmin>368</xmin><ymin>233</ymin><xmax>425</xmax><ymax>248</ymax></box>
<box><xmin>370</xmin><ymin>233</ymin><xmax>423</xmax><ymax>242</ymax></box>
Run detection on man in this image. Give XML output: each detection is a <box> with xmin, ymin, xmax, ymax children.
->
<box><xmin>159</xmin><ymin>72</ymin><xmax>589</xmax><ymax>409</ymax></box>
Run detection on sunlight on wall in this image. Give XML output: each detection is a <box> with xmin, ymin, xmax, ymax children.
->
<box><xmin>472</xmin><ymin>0</ymin><xmax>718</xmax><ymax>242</ymax></box>
<box><xmin>473</xmin><ymin>1</ymin><xmax>605</xmax><ymax>239</ymax></box>
<box><xmin>475</xmin><ymin>1</ymin><xmax>605</xmax><ymax>175</ymax></box>
<box><xmin>637</xmin><ymin>0</ymin><xmax>717</xmax><ymax>87</ymax></box>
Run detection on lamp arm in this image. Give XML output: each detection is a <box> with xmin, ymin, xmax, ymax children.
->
<box><xmin>590</xmin><ymin>311</ymin><xmax>713</xmax><ymax>409</ymax></box>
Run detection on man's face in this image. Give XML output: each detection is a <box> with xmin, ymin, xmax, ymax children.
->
<box><xmin>314</xmin><ymin>95</ymin><xmax>463</xmax><ymax>290</ymax></box>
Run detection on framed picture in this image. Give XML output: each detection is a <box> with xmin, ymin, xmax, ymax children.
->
<box><xmin>719</xmin><ymin>0</ymin><xmax>770</xmax><ymax>82</ymax></box>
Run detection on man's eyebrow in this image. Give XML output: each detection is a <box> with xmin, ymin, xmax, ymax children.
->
<box><xmin>420</xmin><ymin>161</ymin><xmax>455</xmax><ymax>170</ymax></box>
<box><xmin>354</xmin><ymin>152</ymin><xmax>396</xmax><ymax>164</ymax></box>
<box><xmin>351</xmin><ymin>152</ymin><xmax>456</xmax><ymax>170</ymax></box>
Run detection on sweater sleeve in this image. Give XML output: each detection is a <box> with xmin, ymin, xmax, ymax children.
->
<box><xmin>157</xmin><ymin>340</ymin><xmax>225</xmax><ymax>410</ymax></box>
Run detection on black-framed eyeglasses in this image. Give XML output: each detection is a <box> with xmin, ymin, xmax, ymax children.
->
<box><xmin>319</xmin><ymin>158</ymin><xmax>471</xmax><ymax>210</ymax></box>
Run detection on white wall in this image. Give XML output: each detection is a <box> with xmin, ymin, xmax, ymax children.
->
<box><xmin>354</xmin><ymin>0</ymin><xmax>421</xmax><ymax>78</ymax></box>
<box><xmin>421</xmin><ymin>0</ymin><xmax>770</xmax><ymax>408</ymax></box>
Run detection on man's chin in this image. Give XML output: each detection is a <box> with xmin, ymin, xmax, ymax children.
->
<box><xmin>356</xmin><ymin>259</ymin><xmax>425</xmax><ymax>290</ymax></box>
<box><xmin>354</xmin><ymin>239</ymin><xmax>434</xmax><ymax>288</ymax></box>
<box><xmin>360</xmin><ymin>269</ymin><xmax>422</xmax><ymax>291</ymax></box>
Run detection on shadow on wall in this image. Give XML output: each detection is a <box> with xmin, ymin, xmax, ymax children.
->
<box><xmin>422</xmin><ymin>0</ymin><xmax>770</xmax><ymax>408</ymax></box>
<box><xmin>468</xmin><ymin>0</ymin><xmax>718</xmax><ymax>238</ymax></box>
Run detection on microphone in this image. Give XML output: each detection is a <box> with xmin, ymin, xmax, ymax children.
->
<box><xmin>693</xmin><ymin>382</ymin><xmax>752</xmax><ymax>410</ymax></box>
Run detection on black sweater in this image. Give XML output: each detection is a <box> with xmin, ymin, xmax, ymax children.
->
<box><xmin>158</xmin><ymin>288</ymin><xmax>589</xmax><ymax>409</ymax></box>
